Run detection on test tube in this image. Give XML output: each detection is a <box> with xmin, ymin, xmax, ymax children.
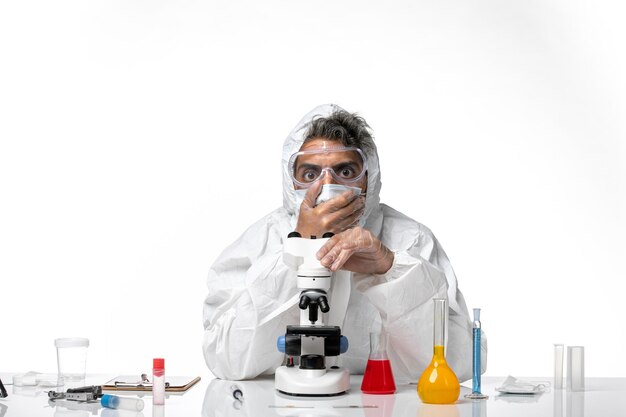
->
<box><xmin>554</xmin><ymin>344</ymin><xmax>564</xmax><ymax>389</ymax></box>
<box><xmin>567</xmin><ymin>346</ymin><xmax>585</xmax><ymax>391</ymax></box>
<box><xmin>472</xmin><ymin>308</ymin><xmax>482</xmax><ymax>394</ymax></box>
<box><xmin>465</xmin><ymin>308</ymin><xmax>488</xmax><ymax>400</ymax></box>
<box><xmin>101</xmin><ymin>394</ymin><xmax>145</xmax><ymax>411</ymax></box>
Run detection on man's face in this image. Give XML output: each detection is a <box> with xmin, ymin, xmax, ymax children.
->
<box><xmin>292</xmin><ymin>138</ymin><xmax>368</xmax><ymax>193</ymax></box>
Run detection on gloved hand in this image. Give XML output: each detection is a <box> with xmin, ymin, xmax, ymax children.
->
<box><xmin>316</xmin><ymin>226</ymin><xmax>394</xmax><ymax>274</ymax></box>
<box><xmin>295</xmin><ymin>180</ymin><xmax>365</xmax><ymax>238</ymax></box>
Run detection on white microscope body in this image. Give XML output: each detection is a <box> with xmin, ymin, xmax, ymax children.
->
<box><xmin>275</xmin><ymin>233</ymin><xmax>350</xmax><ymax>396</ymax></box>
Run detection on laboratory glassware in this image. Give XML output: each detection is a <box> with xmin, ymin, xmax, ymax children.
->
<box><xmin>361</xmin><ymin>331</ymin><xmax>396</xmax><ymax>394</ymax></box>
<box><xmin>567</xmin><ymin>346</ymin><xmax>585</xmax><ymax>391</ymax></box>
<box><xmin>417</xmin><ymin>298</ymin><xmax>460</xmax><ymax>404</ymax></box>
<box><xmin>55</xmin><ymin>337</ymin><xmax>89</xmax><ymax>380</ymax></box>
<box><xmin>465</xmin><ymin>308</ymin><xmax>488</xmax><ymax>399</ymax></box>
<box><xmin>554</xmin><ymin>344</ymin><xmax>564</xmax><ymax>389</ymax></box>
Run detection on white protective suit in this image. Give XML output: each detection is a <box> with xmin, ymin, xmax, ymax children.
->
<box><xmin>203</xmin><ymin>104</ymin><xmax>487</xmax><ymax>383</ymax></box>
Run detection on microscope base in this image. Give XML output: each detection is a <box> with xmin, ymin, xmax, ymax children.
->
<box><xmin>275</xmin><ymin>366</ymin><xmax>350</xmax><ymax>396</ymax></box>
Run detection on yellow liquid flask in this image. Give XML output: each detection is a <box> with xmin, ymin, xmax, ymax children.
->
<box><xmin>417</xmin><ymin>298</ymin><xmax>460</xmax><ymax>404</ymax></box>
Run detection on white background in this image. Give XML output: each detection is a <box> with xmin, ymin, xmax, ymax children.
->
<box><xmin>1</xmin><ymin>0</ymin><xmax>624</xmax><ymax>379</ymax></box>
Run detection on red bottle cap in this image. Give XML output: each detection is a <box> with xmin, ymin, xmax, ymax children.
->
<box><xmin>153</xmin><ymin>358</ymin><xmax>165</xmax><ymax>369</ymax></box>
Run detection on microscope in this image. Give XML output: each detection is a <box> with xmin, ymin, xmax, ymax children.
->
<box><xmin>275</xmin><ymin>232</ymin><xmax>350</xmax><ymax>396</ymax></box>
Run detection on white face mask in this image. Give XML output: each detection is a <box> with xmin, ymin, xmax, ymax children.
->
<box><xmin>294</xmin><ymin>184</ymin><xmax>365</xmax><ymax>226</ymax></box>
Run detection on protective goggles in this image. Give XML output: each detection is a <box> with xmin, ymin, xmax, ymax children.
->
<box><xmin>288</xmin><ymin>146</ymin><xmax>367</xmax><ymax>189</ymax></box>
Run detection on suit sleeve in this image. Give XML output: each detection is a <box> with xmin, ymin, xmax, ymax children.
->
<box><xmin>354</xmin><ymin>226</ymin><xmax>487</xmax><ymax>383</ymax></box>
<box><xmin>202</xmin><ymin>213</ymin><xmax>299</xmax><ymax>380</ymax></box>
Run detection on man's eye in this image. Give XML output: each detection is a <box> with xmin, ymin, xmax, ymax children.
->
<box><xmin>339</xmin><ymin>168</ymin><xmax>355</xmax><ymax>178</ymax></box>
<box><xmin>303</xmin><ymin>171</ymin><xmax>318</xmax><ymax>181</ymax></box>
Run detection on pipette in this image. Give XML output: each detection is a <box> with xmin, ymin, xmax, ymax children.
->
<box><xmin>465</xmin><ymin>308</ymin><xmax>488</xmax><ymax>400</ymax></box>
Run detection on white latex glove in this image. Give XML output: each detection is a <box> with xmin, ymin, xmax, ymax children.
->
<box><xmin>295</xmin><ymin>180</ymin><xmax>365</xmax><ymax>238</ymax></box>
<box><xmin>316</xmin><ymin>226</ymin><xmax>394</xmax><ymax>274</ymax></box>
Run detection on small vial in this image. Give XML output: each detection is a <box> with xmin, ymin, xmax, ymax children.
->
<box><xmin>152</xmin><ymin>358</ymin><xmax>165</xmax><ymax>405</ymax></box>
<box><xmin>101</xmin><ymin>394</ymin><xmax>145</xmax><ymax>411</ymax></box>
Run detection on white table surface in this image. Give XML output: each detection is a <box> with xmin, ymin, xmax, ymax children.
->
<box><xmin>1</xmin><ymin>373</ymin><xmax>625</xmax><ymax>417</ymax></box>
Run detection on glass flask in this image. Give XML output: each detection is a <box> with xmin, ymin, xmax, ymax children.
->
<box><xmin>361</xmin><ymin>331</ymin><xmax>396</xmax><ymax>394</ymax></box>
<box><xmin>417</xmin><ymin>298</ymin><xmax>460</xmax><ymax>404</ymax></box>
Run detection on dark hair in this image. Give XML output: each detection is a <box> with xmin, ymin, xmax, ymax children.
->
<box><xmin>303</xmin><ymin>110</ymin><xmax>375</xmax><ymax>153</ymax></box>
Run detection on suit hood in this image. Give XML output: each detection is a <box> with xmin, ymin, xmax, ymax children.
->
<box><xmin>281</xmin><ymin>104</ymin><xmax>383</xmax><ymax>230</ymax></box>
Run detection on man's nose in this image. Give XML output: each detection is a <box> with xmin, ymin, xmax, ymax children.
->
<box><xmin>319</xmin><ymin>168</ymin><xmax>337</xmax><ymax>185</ymax></box>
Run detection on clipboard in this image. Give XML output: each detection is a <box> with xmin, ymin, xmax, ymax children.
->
<box><xmin>103</xmin><ymin>375</ymin><xmax>201</xmax><ymax>392</ymax></box>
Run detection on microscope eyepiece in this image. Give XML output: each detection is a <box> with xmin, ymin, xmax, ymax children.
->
<box><xmin>318</xmin><ymin>296</ymin><xmax>329</xmax><ymax>313</ymax></box>
<box><xmin>299</xmin><ymin>295</ymin><xmax>311</xmax><ymax>310</ymax></box>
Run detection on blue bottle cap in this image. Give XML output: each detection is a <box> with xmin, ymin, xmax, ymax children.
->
<box><xmin>101</xmin><ymin>394</ymin><xmax>119</xmax><ymax>409</ymax></box>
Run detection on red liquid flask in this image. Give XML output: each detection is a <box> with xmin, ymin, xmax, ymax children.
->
<box><xmin>361</xmin><ymin>332</ymin><xmax>396</xmax><ymax>394</ymax></box>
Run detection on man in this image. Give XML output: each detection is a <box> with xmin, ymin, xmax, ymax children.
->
<box><xmin>203</xmin><ymin>104</ymin><xmax>486</xmax><ymax>382</ymax></box>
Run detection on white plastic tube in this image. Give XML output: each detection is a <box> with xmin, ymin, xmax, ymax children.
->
<box><xmin>101</xmin><ymin>394</ymin><xmax>145</xmax><ymax>411</ymax></box>
<box><xmin>567</xmin><ymin>346</ymin><xmax>585</xmax><ymax>391</ymax></box>
<box><xmin>554</xmin><ymin>344</ymin><xmax>564</xmax><ymax>389</ymax></box>
<box><xmin>153</xmin><ymin>358</ymin><xmax>165</xmax><ymax>405</ymax></box>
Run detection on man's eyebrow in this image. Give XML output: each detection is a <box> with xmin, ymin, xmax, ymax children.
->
<box><xmin>296</xmin><ymin>162</ymin><xmax>321</xmax><ymax>170</ymax></box>
<box><xmin>330</xmin><ymin>161</ymin><xmax>362</xmax><ymax>172</ymax></box>
<box><xmin>332</xmin><ymin>161</ymin><xmax>361</xmax><ymax>168</ymax></box>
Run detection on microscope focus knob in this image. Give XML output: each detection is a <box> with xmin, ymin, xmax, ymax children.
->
<box><xmin>300</xmin><ymin>354</ymin><xmax>325</xmax><ymax>370</ymax></box>
<box><xmin>277</xmin><ymin>335</ymin><xmax>286</xmax><ymax>353</ymax></box>
<box><xmin>340</xmin><ymin>336</ymin><xmax>349</xmax><ymax>354</ymax></box>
